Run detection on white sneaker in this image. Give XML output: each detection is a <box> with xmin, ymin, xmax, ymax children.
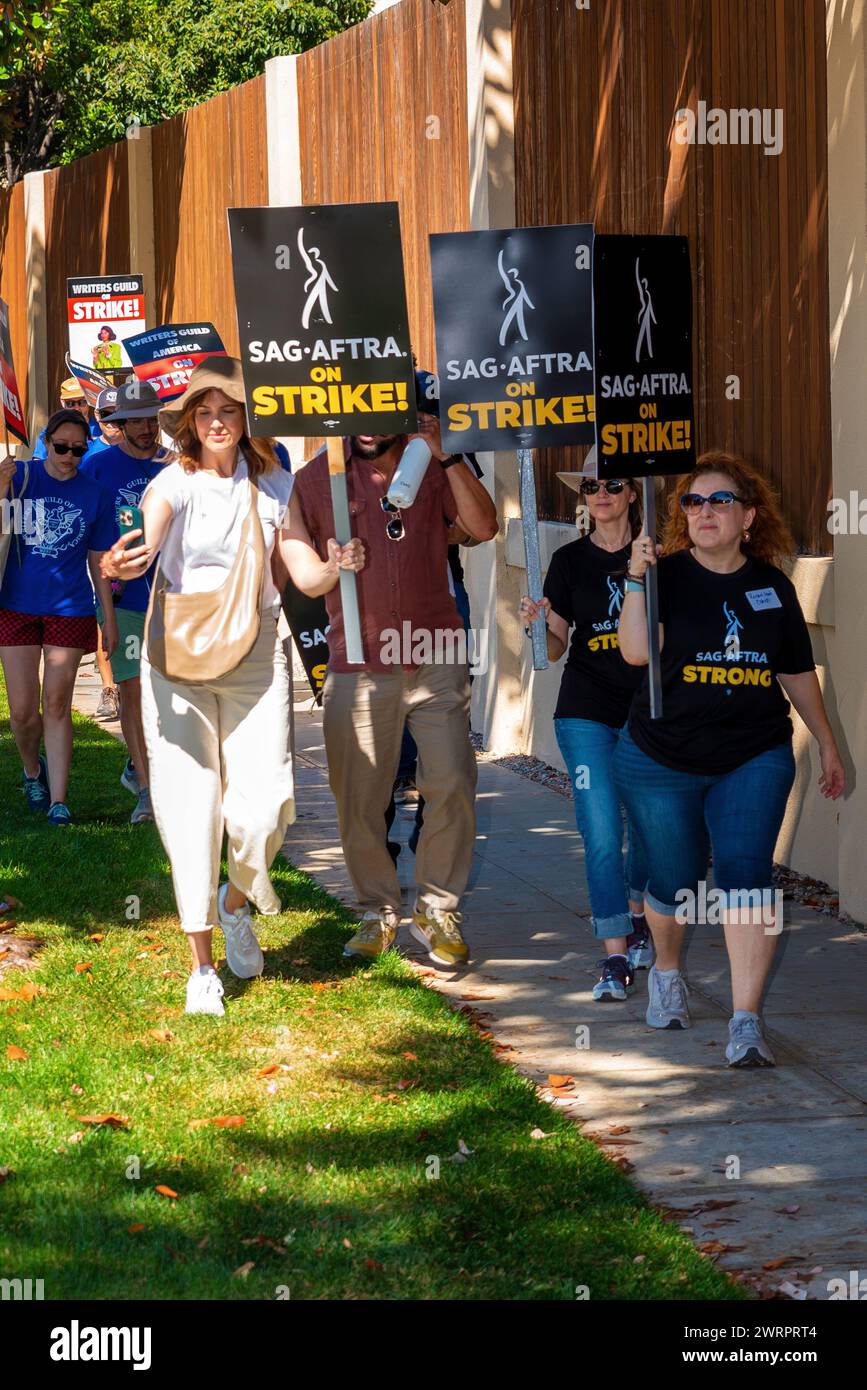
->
<box><xmin>185</xmin><ymin>966</ymin><xmax>225</xmax><ymax>1016</ymax></box>
<box><xmin>218</xmin><ymin>883</ymin><xmax>265</xmax><ymax>979</ymax></box>
<box><xmin>646</xmin><ymin>964</ymin><xmax>691</xmax><ymax>1029</ymax></box>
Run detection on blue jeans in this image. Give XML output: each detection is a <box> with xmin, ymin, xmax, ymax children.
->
<box><xmin>554</xmin><ymin>718</ymin><xmax>648</xmax><ymax>940</ymax></box>
<box><xmin>612</xmin><ymin>729</ymin><xmax>796</xmax><ymax>917</ymax></box>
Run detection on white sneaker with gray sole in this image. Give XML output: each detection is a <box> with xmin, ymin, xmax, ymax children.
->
<box><xmin>218</xmin><ymin>883</ymin><xmax>265</xmax><ymax>978</ymax></box>
<box><xmin>646</xmin><ymin>965</ymin><xmax>691</xmax><ymax>1029</ymax></box>
<box><xmin>726</xmin><ymin>1011</ymin><xmax>775</xmax><ymax>1067</ymax></box>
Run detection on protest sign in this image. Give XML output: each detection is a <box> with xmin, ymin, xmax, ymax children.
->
<box><xmin>67</xmin><ymin>275</ymin><xmax>146</xmax><ymax>372</ymax></box>
<box><xmin>281</xmin><ymin>584</ymin><xmax>329</xmax><ymax>702</ymax></box>
<box><xmin>227</xmin><ymin>202</ymin><xmax>416</xmax><ymax>438</ymax></box>
<box><xmin>123</xmin><ymin>323</ymin><xmax>226</xmax><ymax>402</ymax></box>
<box><xmin>65</xmin><ymin>354</ymin><xmax>111</xmax><ymax>410</ymax></box>
<box><xmin>0</xmin><ymin>297</ymin><xmax>27</xmax><ymax>445</ymax></box>
<box><xmin>592</xmin><ymin>235</ymin><xmax>695</xmax><ymax>479</ymax></box>
<box><xmin>430</xmin><ymin>224</ymin><xmax>595</xmax><ymax>454</ymax></box>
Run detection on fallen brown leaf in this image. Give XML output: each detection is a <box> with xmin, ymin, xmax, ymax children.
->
<box><xmin>255</xmin><ymin>1064</ymin><xmax>281</xmax><ymax>1078</ymax></box>
<box><xmin>547</xmin><ymin>1074</ymin><xmax>574</xmax><ymax>1089</ymax></box>
<box><xmin>88</xmin><ymin>933</ymin><xmax>105</xmax><ymax>943</ymax></box>
<box><xmin>763</xmin><ymin>1255</ymin><xmax>803</xmax><ymax>1270</ymax></box>
<box><xmin>74</xmin><ymin>962</ymin><xmax>93</xmax><ymax>974</ymax></box>
<box><xmin>233</xmin><ymin>1261</ymin><xmax>255</xmax><ymax>1278</ymax></box>
<box><xmin>5</xmin><ymin>1044</ymin><xmax>27</xmax><ymax>1061</ymax></box>
<box><xmin>210</xmin><ymin>1116</ymin><xmax>246</xmax><ymax>1128</ymax></box>
<box><xmin>155</xmin><ymin>1185</ymin><xmax>179</xmax><ymax>1199</ymax></box>
<box><xmin>128</xmin><ymin>1223</ymin><xmax>145</xmax><ymax>1234</ymax></box>
<box><xmin>78</xmin><ymin>1113</ymin><xmax>129</xmax><ymax>1128</ymax></box>
<box><xmin>608</xmin><ymin>1125</ymin><xmax>631</xmax><ymax>1135</ymax></box>
<box><xmin>0</xmin><ymin>949</ymin><xmax>10</xmax><ymax>962</ymax></box>
<box><xmin>0</xmin><ymin>982</ymin><xmax>41</xmax><ymax>1002</ymax></box>
<box><xmin>402</xmin><ymin>1051</ymin><xmax>418</xmax><ymax>1061</ymax></box>
<box><xmin>149</xmin><ymin>1029</ymin><xmax>174</xmax><ymax>1043</ymax></box>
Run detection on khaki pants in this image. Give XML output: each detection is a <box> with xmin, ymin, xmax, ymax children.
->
<box><xmin>322</xmin><ymin>663</ymin><xmax>477</xmax><ymax>915</ymax></box>
<box><xmin>141</xmin><ymin>611</ymin><xmax>295</xmax><ymax>933</ymax></box>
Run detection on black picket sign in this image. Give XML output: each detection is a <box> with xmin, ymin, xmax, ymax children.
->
<box><xmin>431</xmin><ymin>224</ymin><xmax>595</xmax><ymax>454</ymax></box>
<box><xmin>228</xmin><ymin>203</ymin><xmax>416</xmax><ymax>439</ymax></box>
<box><xmin>592</xmin><ymin>234</ymin><xmax>696</xmax><ymax>479</ymax></box>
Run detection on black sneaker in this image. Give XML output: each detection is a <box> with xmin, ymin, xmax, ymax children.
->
<box><xmin>23</xmin><ymin>755</ymin><xmax>50</xmax><ymax>811</ymax></box>
<box><xmin>592</xmin><ymin>954</ymin><xmax>635</xmax><ymax>1002</ymax></box>
<box><xmin>626</xmin><ymin>916</ymin><xmax>654</xmax><ymax>970</ymax></box>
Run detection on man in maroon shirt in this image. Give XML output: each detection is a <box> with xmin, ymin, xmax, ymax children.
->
<box><xmin>283</xmin><ymin>410</ymin><xmax>498</xmax><ymax>966</ymax></box>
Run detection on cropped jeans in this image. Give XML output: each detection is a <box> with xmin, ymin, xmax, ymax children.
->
<box><xmin>554</xmin><ymin>717</ymin><xmax>648</xmax><ymax>940</ymax></box>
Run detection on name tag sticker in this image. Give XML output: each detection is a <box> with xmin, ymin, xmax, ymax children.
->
<box><xmin>746</xmin><ymin>587</ymin><xmax>782</xmax><ymax>611</ymax></box>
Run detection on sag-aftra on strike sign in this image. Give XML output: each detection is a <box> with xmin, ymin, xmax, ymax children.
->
<box><xmin>430</xmin><ymin>224</ymin><xmax>596</xmax><ymax>453</ymax></box>
<box><xmin>228</xmin><ymin>202</ymin><xmax>417</xmax><ymax>438</ymax></box>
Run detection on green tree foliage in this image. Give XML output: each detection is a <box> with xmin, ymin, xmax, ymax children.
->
<box><xmin>1</xmin><ymin>0</ymin><xmax>371</xmax><ymax>185</ymax></box>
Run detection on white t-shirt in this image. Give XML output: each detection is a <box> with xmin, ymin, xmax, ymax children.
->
<box><xmin>143</xmin><ymin>454</ymin><xmax>293</xmax><ymax>609</ymax></box>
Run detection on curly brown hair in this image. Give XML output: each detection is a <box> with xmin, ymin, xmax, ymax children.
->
<box><xmin>167</xmin><ymin>389</ymin><xmax>278</xmax><ymax>479</ymax></box>
<box><xmin>661</xmin><ymin>451</ymin><xmax>795</xmax><ymax>566</ymax></box>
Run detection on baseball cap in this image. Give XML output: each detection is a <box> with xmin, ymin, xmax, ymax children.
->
<box><xmin>60</xmin><ymin>377</ymin><xmax>86</xmax><ymax>401</ymax></box>
<box><xmin>96</xmin><ymin>387</ymin><xmax>119</xmax><ymax>414</ymax></box>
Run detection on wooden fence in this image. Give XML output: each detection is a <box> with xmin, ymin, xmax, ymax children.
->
<box><xmin>512</xmin><ymin>0</ymin><xmax>832</xmax><ymax>552</ymax></box>
<box><xmin>0</xmin><ymin>0</ymin><xmax>832</xmax><ymax>554</ymax></box>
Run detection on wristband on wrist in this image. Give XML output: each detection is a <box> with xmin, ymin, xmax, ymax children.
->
<box><xmin>625</xmin><ymin>578</ymin><xmax>646</xmax><ymax>594</ymax></box>
<box><xmin>625</xmin><ymin>571</ymin><xmax>646</xmax><ymax>584</ymax></box>
<box><xmin>440</xmin><ymin>453</ymin><xmax>463</xmax><ymax>470</ymax></box>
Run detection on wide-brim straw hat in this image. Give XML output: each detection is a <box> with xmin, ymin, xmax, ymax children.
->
<box><xmin>557</xmin><ymin>446</ymin><xmax>666</xmax><ymax>494</ymax></box>
<box><xmin>159</xmin><ymin>356</ymin><xmax>246</xmax><ymax>437</ymax></box>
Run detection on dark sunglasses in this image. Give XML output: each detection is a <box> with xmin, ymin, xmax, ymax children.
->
<box><xmin>580</xmin><ymin>479</ymin><xmax>626</xmax><ymax>495</ymax></box>
<box><xmin>50</xmin><ymin>441</ymin><xmax>88</xmax><ymax>458</ymax></box>
<box><xmin>680</xmin><ymin>489</ymin><xmax>748</xmax><ymax>514</ymax></box>
<box><xmin>380</xmin><ymin>495</ymin><xmax>405</xmax><ymax>542</ymax></box>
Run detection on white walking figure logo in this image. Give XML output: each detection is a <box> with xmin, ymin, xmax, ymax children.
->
<box><xmin>607</xmin><ymin>574</ymin><xmax>623</xmax><ymax>617</ymax></box>
<box><xmin>723</xmin><ymin>602</ymin><xmax>743</xmax><ymax>660</ymax></box>
<box><xmin>298</xmin><ymin>228</ymin><xmax>338</xmax><ymax>329</ymax></box>
<box><xmin>634</xmin><ymin>257</ymin><xmax>657</xmax><ymax>362</ymax></box>
<box><xmin>498</xmin><ymin>250</ymin><xmax>534</xmax><ymax>346</ymax></box>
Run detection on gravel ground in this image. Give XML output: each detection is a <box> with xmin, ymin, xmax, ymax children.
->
<box><xmin>469</xmin><ymin>733</ymin><xmax>859</xmax><ymax>929</ymax></box>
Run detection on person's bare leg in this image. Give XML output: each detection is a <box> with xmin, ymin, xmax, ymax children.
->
<box><xmin>117</xmin><ymin>677</ymin><xmax>149</xmax><ymax>785</ymax></box>
<box><xmin>645</xmin><ymin>903</ymin><xmax>685</xmax><ymax>971</ymax></box>
<box><xmin>224</xmin><ymin>883</ymin><xmax>247</xmax><ymax>913</ymax></box>
<box><xmin>95</xmin><ymin>626</ymin><xmax>114</xmax><ymax>691</ymax></box>
<box><xmin>723</xmin><ymin>907</ymin><xmax>780</xmax><ymax>1014</ymax></box>
<box><xmin>188</xmin><ymin>929</ymin><xmax>215</xmax><ymax>970</ymax></box>
<box><xmin>0</xmin><ymin>645</ymin><xmax>43</xmax><ymax>776</ymax></box>
<box><xmin>603</xmin><ymin>936</ymin><xmax>628</xmax><ymax>955</ymax></box>
<box><xmin>41</xmin><ymin>646</ymin><xmax>84</xmax><ymax>805</ymax></box>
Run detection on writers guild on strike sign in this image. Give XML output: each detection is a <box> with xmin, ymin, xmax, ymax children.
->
<box><xmin>66</xmin><ymin>274</ymin><xmax>146</xmax><ymax>374</ymax></box>
<box><xmin>592</xmin><ymin>234</ymin><xmax>696</xmax><ymax>480</ymax></box>
<box><xmin>430</xmin><ymin>224</ymin><xmax>596</xmax><ymax>454</ymax></box>
<box><xmin>228</xmin><ymin>202</ymin><xmax>416</xmax><ymax>438</ymax></box>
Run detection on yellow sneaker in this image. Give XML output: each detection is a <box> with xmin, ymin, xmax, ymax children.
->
<box><xmin>410</xmin><ymin>907</ymin><xmax>469</xmax><ymax>967</ymax></box>
<box><xmin>343</xmin><ymin>909</ymin><xmax>399</xmax><ymax>959</ymax></box>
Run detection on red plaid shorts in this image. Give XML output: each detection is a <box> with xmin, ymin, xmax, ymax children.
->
<box><xmin>0</xmin><ymin>607</ymin><xmax>99</xmax><ymax>651</ymax></box>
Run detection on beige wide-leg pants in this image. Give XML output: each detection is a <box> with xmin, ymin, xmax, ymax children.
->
<box><xmin>322</xmin><ymin>663</ymin><xmax>477</xmax><ymax>915</ymax></box>
<box><xmin>141</xmin><ymin>611</ymin><xmax>295</xmax><ymax>933</ymax></box>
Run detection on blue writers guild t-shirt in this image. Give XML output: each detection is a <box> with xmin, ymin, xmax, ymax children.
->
<box><xmin>543</xmin><ymin>534</ymin><xmax>643</xmax><ymax>727</ymax></box>
<box><xmin>628</xmin><ymin>550</ymin><xmax>816</xmax><ymax>775</ymax></box>
<box><xmin>80</xmin><ymin>446</ymin><xmax>170</xmax><ymax>611</ymax></box>
<box><xmin>0</xmin><ymin>458</ymin><xmax>116</xmax><ymax>617</ymax></box>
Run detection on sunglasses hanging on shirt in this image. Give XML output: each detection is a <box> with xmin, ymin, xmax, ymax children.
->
<box><xmin>380</xmin><ymin>495</ymin><xmax>405</xmax><ymax>542</ymax></box>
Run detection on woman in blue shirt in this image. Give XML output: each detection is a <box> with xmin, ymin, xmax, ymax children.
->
<box><xmin>0</xmin><ymin>410</ymin><xmax>118</xmax><ymax>825</ymax></box>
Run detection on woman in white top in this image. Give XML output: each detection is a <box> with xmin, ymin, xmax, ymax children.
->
<box><xmin>101</xmin><ymin>358</ymin><xmax>364</xmax><ymax>1016</ymax></box>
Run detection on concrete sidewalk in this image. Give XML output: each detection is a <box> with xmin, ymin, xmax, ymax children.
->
<box><xmin>287</xmin><ymin>699</ymin><xmax>867</xmax><ymax>1301</ymax></box>
<box><xmin>72</xmin><ymin>657</ymin><xmax>867</xmax><ymax>1299</ymax></box>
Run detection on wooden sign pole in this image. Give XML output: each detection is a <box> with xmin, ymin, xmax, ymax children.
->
<box><xmin>518</xmin><ymin>447</ymin><xmax>548</xmax><ymax>671</ymax></box>
<box><xmin>326</xmin><ymin>436</ymin><xmax>364</xmax><ymax>665</ymax></box>
<box><xmin>642</xmin><ymin>476</ymin><xmax>663</xmax><ymax>719</ymax></box>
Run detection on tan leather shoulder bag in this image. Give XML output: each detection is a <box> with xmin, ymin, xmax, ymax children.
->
<box><xmin>145</xmin><ymin>470</ymin><xmax>266</xmax><ymax>684</ymax></box>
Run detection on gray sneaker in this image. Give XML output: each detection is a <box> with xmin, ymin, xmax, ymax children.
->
<box><xmin>120</xmin><ymin>759</ymin><xmax>140</xmax><ymax>796</ymax></box>
<box><xmin>130</xmin><ymin>788</ymin><xmax>154</xmax><ymax>824</ymax></box>
<box><xmin>95</xmin><ymin>686</ymin><xmax>119</xmax><ymax>720</ymax></box>
<box><xmin>646</xmin><ymin>965</ymin><xmax>691</xmax><ymax>1030</ymax></box>
<box><xmin>726</xmin><ymin>1011</ymin><xmax>775</xmax><ymax>1068</ymax></box>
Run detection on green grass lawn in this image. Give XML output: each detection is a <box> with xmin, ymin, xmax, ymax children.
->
<box><xmin>0</xmin><ymin>673</ymin><xmax>744</xmax><ymax>1300</ymax></box>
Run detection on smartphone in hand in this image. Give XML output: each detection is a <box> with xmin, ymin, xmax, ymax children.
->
<box><xmin>118</xmin><ymin>504</ymin><xmax>145</xmax><ymax>549</ymax></box>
